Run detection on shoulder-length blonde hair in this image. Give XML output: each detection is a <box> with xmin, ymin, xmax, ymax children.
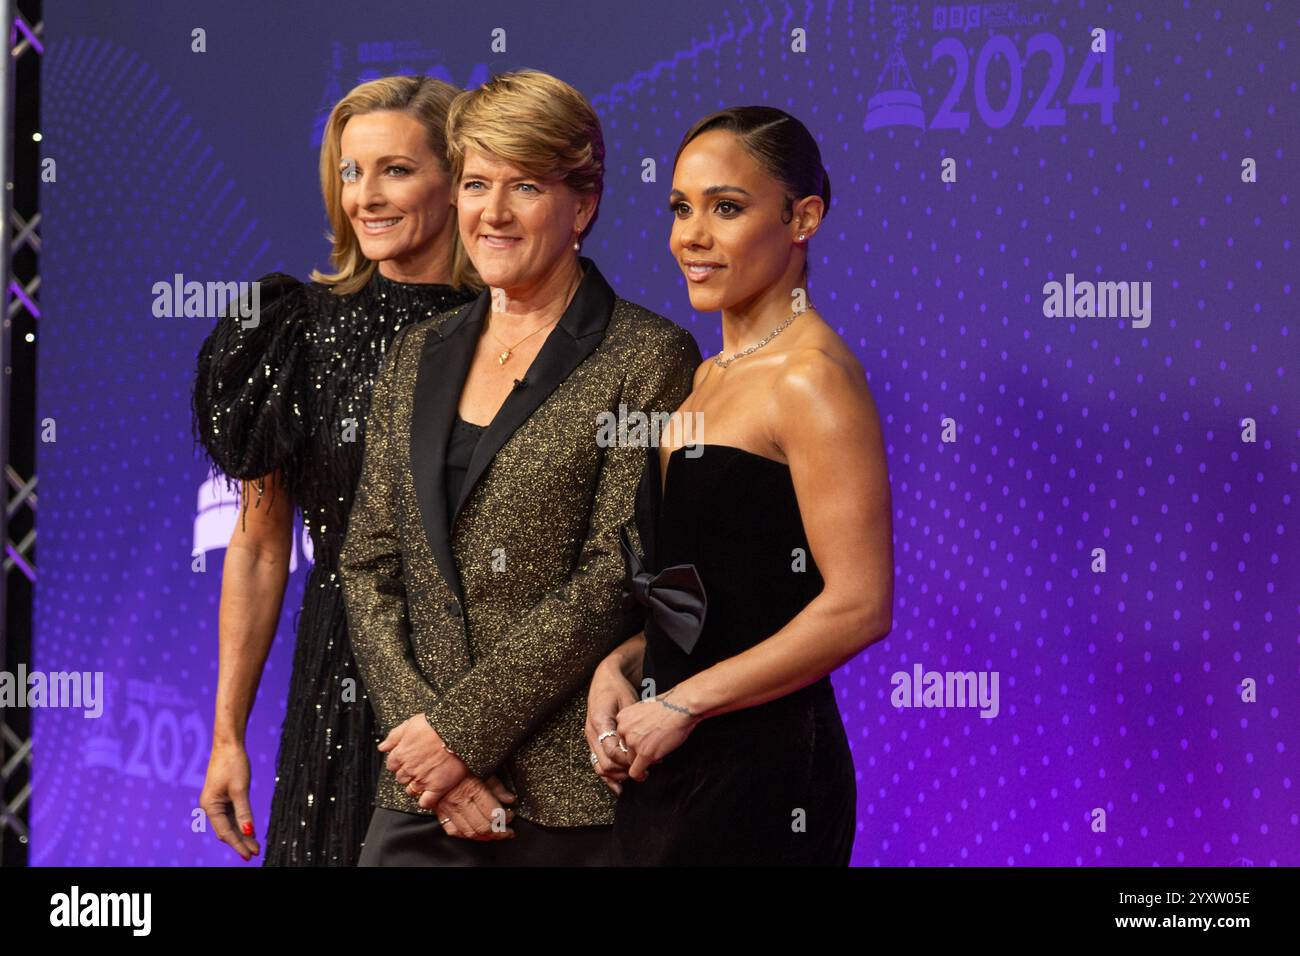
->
<box><xmin>445</xmin><ymin>70</ymin><xmax>605</xmax><ymax>245</ymax></box>
<box><xmin>311</xmin><ymin>75</ymin><xmax>483</xmax><ymax>296</ymax></box>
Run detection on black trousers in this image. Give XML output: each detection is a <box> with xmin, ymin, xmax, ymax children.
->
<box><xmin>357</xmin><ymin>808</ymin><xmax>613</xmax><ymax>867</ymax></box>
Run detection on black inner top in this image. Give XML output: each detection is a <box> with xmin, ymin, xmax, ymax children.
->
<box><xmin>445</xmin><ymin>414</ymin><xmax>489</xmax><ymax>522</ymax></box>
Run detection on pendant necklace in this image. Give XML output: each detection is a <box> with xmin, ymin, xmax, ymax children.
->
<box><xmin>486</xmin><ymin>273</ymin><xmax>580</xmax><ymax>365</ymax></box>
<box><xmin>487</xmin><ymin>318</ymin><xmax>556</xmax><ymax>365</ymax></box>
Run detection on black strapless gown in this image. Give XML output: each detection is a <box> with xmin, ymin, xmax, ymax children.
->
<box><xmin>612</xmin><ymin>444</ymin><xmax>857</xmax><ymax>865</ymax></box>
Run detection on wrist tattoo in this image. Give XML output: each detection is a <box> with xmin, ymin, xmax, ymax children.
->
<box><xmin>655</xmin><ymin>693</ymin><xmax>694</xmax><ymax>717</ymax></box>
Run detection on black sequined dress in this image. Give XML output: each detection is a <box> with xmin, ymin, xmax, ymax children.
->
<box><xmin>192</xmin><ymin>268</ymin><xmax>475</xmax><ymax>866</ymax></box>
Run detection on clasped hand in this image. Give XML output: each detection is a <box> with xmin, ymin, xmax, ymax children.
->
<box><xmin>584</xmin><ymin>661</ymin><xmax>701</xmax><ymax>793</ymax></box>
<box><xmin>380</xmin><ymin>664</ymin><xmax>701</xmax><ymax>842</ymax></box>
<box><xmin>379</xmin><ymin>715</ymin><xmax>516</xmax><ymax>840</ymax></box>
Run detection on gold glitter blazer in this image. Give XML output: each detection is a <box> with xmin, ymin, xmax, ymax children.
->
<box><xmin>339</xmin><ymin>257</ymin><xmax>700</xmax><ymax>826</ymax></box>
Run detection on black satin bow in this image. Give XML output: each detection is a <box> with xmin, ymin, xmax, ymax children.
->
<box><xmin>618</xmin><ymin>524</ymin><xmax>707</xmax><ymax>655</ymax></box>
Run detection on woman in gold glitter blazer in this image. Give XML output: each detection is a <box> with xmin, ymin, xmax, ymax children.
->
<box><xmin>339</xmin><ymin>69</ymin><xmax>700</xmax><ymax>865</ymax></box>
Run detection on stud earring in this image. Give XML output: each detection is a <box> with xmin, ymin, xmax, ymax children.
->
<box><xmin>797</xmin><ymin>233</ymin><xmax>806</xmax><ymax>242</ymax></box>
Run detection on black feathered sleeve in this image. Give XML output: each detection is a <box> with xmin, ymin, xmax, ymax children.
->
<box><xmin>191</xmin><ymin>272</ymin><xmax>311</xmax><ymax>514</ymax></box>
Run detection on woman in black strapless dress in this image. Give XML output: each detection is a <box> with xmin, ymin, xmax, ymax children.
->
<box><xmin>586</xmin><ymin>105</ymin><xmax>893</xmax><ymax>865</ymax></box>
<box><xmin>612</xmin><ymin>444</ymin><xmax>862</xmax><ymax>864</ymax></box>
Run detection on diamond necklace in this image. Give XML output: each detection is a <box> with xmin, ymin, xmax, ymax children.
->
<box><xmin>713</xmin><ymin>307</ymin><xmax>809</xmax><ymax>368</ymax></box>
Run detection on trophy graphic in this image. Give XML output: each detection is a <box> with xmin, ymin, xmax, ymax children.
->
<box><xmin>864</xmin><ymin>3</ymin><xmax>925</xmax><ymax>131</ymax></box>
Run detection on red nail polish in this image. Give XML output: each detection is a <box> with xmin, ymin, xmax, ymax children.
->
<box><xmin>241</xmin><ymin>822</ymin><xmax>254</xmax><ymax>836</ymax></box>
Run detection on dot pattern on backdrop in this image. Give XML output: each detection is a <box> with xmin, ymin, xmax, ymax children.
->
<box><xmin>584</xmin><ymin>0</ymin><xmax>1295</xmax><ymax>867</ymax></box>
<box><xmin>33</xmin><ymin>35</ymin><xmax>301</xmax><ymax>866</ymax></box>
<box><xmin>31</xmin><ymin>1</ymin><xmax>1296</xmax><ymax>865</ymax></box>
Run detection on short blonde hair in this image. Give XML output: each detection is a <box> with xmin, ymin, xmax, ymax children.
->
<box><xmin>445</xmin><ymin>70</ymin><xmax>605</xmax><ymax>242</ymax></box>
<box><xmin>311</xmin><ymin>75</ymin><xmax>484</xmax><ymax>296</ymax></box>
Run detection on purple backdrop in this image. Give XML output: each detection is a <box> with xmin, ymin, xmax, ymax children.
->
<box><xmin>30</xmin><ymin>0</ymin><xmax>1298</xmax><ymax>865</ymax></box>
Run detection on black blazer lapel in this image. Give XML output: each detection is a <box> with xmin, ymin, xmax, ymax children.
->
<box><xmin>410</xmin><ymin>291</ymin><xmax>489</xmax><ymax>604</ymax></box>
<box><xmin>452</xmin><ymin>257</ymin><xmax>617</xmax><ymax>521</ymax></box>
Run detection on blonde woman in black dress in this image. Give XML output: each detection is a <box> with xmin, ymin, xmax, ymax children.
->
<box><xmin>588</xmin><ymin>106</ymin><xmax>894</xmax><ymax>865</ymax></box>
<box><xmin>192</xmin><ymin>76</ymin><xmax>480</xmax><ymax>865</ymax></box>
